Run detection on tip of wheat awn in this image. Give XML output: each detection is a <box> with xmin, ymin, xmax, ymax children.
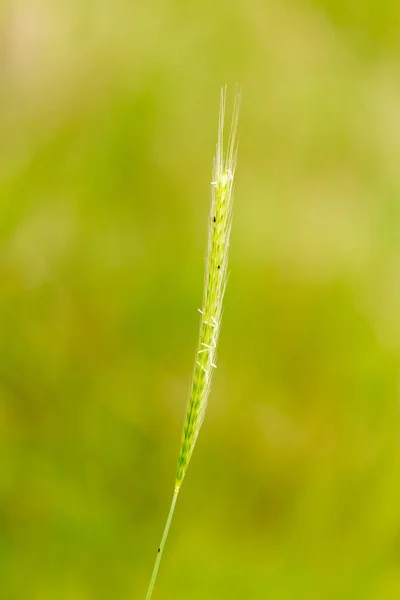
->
<box><xmin>145</xmin><ymin>87</ymin><xmax>241</xmax><ymax>600</ymax></box>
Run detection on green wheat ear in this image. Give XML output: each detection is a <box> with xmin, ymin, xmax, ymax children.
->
<box><xmin>145</xmin><ymin>87</ymin><xmax>240</xmax><ymax>600</ymax></box>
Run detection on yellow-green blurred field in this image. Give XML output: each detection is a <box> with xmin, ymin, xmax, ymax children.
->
<box><xmin>2</xmin><ymin>1</ymin><xmax>400</xmax><ymax>598</ymax></box>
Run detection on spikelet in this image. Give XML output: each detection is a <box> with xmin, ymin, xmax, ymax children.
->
<box><xmin>145</xmin><ymin>87</ymin><xmax>240</xmax><ymax>600</ymax></box>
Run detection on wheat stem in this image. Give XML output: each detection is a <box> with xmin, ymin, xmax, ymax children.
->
<box><xmin>145</xmin><ymin>488</ymin><xmax>179</xmax><ymax>600</ymax></box>
<box><xmin>145</xmin><ymin>87</ymin><xmax>240</xmax><ymax>599</ymax></box>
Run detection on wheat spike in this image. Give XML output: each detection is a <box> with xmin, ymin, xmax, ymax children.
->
<box><xmin>145</xmin><ymin>87</ymin><xmax>240</xmax><ymax>600</ymax></box>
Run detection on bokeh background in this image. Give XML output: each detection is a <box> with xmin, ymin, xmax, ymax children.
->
<box><xmin>2</xmin><ymin>1</ymin><xmax>400</xmax><ymax>598</ymax></box>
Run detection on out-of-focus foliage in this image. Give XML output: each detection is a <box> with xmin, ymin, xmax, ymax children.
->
<box><xmin>2</xmin><ymin>1</ymin><xmax>400</xmax><ymax>598</ymax></box>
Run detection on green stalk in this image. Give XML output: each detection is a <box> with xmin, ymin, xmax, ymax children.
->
<box><xmin>145</xmin><ymin>87</ymin><xmax>240</xmax><ymax>599</ymax></box>
<box><xmin>145</xmin><ymin>488</ymin><xmax>179</xmax><ymax>600</ymax></box>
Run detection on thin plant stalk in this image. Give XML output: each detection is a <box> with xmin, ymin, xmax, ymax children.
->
<box><xmin>145</xmin><ymin>489</ymin><xmax>179</xmax><ymax>600</ymax></box>
<box><xmin>145</xmin><ymin>87</ymin><xmax>240</xmax><ymax>600</ymax></box>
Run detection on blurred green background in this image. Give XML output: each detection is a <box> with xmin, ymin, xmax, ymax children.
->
<box><xmin>2</xmin><ymin>1</ymin><xmax>400</xmax><ymax>598</ymax></box>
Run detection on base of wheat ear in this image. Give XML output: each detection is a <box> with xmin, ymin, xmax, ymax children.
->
<box><xmin>145</xmin><ymin>87</ymin><xmax>240</xmax><ymax>600</ymax></box>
